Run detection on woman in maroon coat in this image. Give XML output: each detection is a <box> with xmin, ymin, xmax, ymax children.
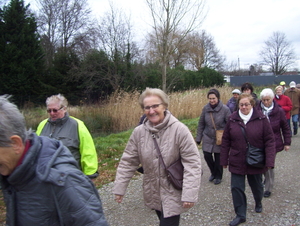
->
<box><xmin>257</xmin><ymin>88</ymin><xmax>291</xmax><ymax>198</ymax></box>
<box><xmin>220</xmin><ymin>93</ymin><xmax>276</xmax><ymax>226</ymax></box>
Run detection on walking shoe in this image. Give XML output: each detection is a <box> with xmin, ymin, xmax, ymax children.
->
<box><xmin>255</xmin><ymin>203</ymin><xmax>262</xmax><ymax>213</ymax></box>
<box><xmin>264</xmin><ymin>191</ymin><xmax>271</xmax><ymax>197</ymax></box>
<box><xmin>214</xmin><ymin>179</ymin><xmax>221</xmax><ymax>185</ymax></box>
<box><xmin>209</xmin><ymin>175</ymin><xmax>215</xmax><ymax>182</ymax></box>
<box><xmin>229</xmin><ymin>217</ymin><xmax>246</xmax><ymax>226</ymax></box>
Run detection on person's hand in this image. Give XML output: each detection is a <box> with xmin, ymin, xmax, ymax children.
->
<box><xmin>115</xmin><ymin>195</ymin><xmax>123</xmax><ymax>203</ymax></box>
<box><xmin>183</xmin><ymin>202</ymin><xmax>194</xmax><ymax>208</ymax></box>
<box><xmin>284</xmin><ymin>145</ymin><xmax>290</xmax><ymax>151</ymax></box>
<box><xmin>223</xmin><ymin>165</ymin><xmax>228</xmax><ymax>169</ymax></box>
<box><xmin>196</xmin><ymin>141</ymin><xmax>200</xmax><ymax>145</ymax></box>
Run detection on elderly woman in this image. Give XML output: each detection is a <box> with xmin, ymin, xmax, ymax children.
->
<box><xmin>227</xmin><ymin>89</ymin><xmax>241</xmax><ymax>113</ymax></box>
<box><xmin>274</xmin><ymin>85</ymin><xmax>292</xmax><ymax>127</ymax></box>
<box><xmin>36</xmin><ymin>94</ymin><xmax>98</xmax><ymax>179</ymax></box>
<box><xmin>196</xmin><ymin>89</ymin><xmax>231</xmax><ymax>185</ymax></box>
<box><xmin>257</xmin><ymin>88</ymin><xmax>291</xmax><ymax>198</ymax></box>
<box><xmin>113</xmin><ymin>88</ymin><xmax>202</xmax><ymax>226</ymax></box>
<box><xmin>220</xmin><ymin>93</ymin><xmax>276</xmax><ymax>226</ymax></box>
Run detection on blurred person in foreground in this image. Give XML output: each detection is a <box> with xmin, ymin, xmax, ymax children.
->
<box><xmin>274</xmin><ymin>85</ymin><xmax>292</xmax><ymax>128</ymax></box>
<box><xmin>284</xmin><ymin>81</ymin><xmax>300</xmax><ymax>135</ymax></box>
<box><xmin>36</xmin><ymin>94</ymin><xmax>99</xmax><ymax>179</ymax></box>
<box><xmin>241</xmin><ymin>82</ymin><xmax>260</xmax><ymax>107</ymax></box>
<box><xmin>227</xmin><ymin>88</ymin><xmax>241</xmax><ymax>113</ymax></box>
<box><xmin>196</xmin><ymin>89</ymin><xmax>231</xmax><ymax>185</ymax></box>
<box><xmin>257</xmin><ymin>88</ymin><xmax>291</xmax><ymax>198</ymax></box>
<box><xmin>0</xmin><ymin>95</ymin><xmax>108</xmax><ymax>226</ymax></box>
<box><xmin>113</xmin><ymin>88</ymin><xmax>202</xmax><ymax>226</ymax></box>
<box><xmin>220</xmin><ymin>93</ymin><xmax>276</xmax><ymax>226</ymax></box>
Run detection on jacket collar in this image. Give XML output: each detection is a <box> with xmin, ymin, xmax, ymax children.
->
<box><xmin>144</xmin><ymin>110</ymin><xmax>178</xmax><ymax>134</ymax></box>
<box><xmin>48</xmin><ymin>112</ymin><xmax>69</xmax><ymax>125</ymax></box>
<box><xmin>208</xmin><ymin>100</ymin><xmax>224</xmax><ymax>112</ymax></box>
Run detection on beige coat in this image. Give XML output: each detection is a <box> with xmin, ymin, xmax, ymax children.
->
<box><xmin>113</xmin><ymin>111</ymin><xmax>202</xmax><ymax>218</ymax></box>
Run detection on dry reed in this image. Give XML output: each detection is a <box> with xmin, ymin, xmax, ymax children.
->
<box><xmin>24</xmin><ymin>87</ymin><xmax>234</xmax><ymax>134</ymax></box>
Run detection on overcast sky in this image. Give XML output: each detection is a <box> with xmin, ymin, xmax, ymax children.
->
<box><xmin>26</xmin><ymin>0</ymin><xmax>300</xmax><ymax>70</ymax></box>
<box><xmin>90</xmin><ymin>0</ymin><xmax>300</xmax><ymax>70</ymax></box>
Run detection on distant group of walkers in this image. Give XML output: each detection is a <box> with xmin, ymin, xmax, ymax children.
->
<box><xmin>195</xmin><ymin>81</ymin><xmax>294</xmax><ymax>226</ymax></box>
<box><xmin>0</xmin><ymin>81</ymin><xmax>298</xmax><ymax>225</ymax></box>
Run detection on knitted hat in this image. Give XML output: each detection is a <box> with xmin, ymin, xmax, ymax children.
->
<box><xmin>232</xmin><ymin>89</ymin><xmax>241</xmax><ymax>95</ymax></box>
<box><xmin>207</xmin><ymin>89</ymin><xmax>220</xmax><ymax>99</ymax></box>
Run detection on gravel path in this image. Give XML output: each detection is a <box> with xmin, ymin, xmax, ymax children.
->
<box><xmin>99</xmin><ymin>135</ymin><xmax>300</xmax><ymax>226</ymax></box>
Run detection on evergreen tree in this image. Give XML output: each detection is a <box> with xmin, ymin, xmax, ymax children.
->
<box><xmin>0</xmin><ymin>0</ymin><xmax>44</xmax><ymax>106</ymax></box>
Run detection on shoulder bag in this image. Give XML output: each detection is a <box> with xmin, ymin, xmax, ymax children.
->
<box><xmin>152</xmin><ymin>134</ymin><xmax>183</xmax><ymax>190</ymax></box>
<box><xmin>210</xmin><ymin>113</ymin><xmax>224</xmax><ymax>145</ymax></box>
<box><xmin>240</xmin><ymin>126</ymin><xmax>265</xmax><ymax>168</ymax></box>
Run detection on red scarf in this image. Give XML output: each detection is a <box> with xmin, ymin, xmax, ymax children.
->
<box><xmin>16</xmin><ymin>140</ymin><xmax>31</xmax><ymax>167</ymax></box>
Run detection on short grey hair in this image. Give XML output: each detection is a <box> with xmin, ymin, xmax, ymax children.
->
<box><xmin>139</xmin><ymin>88</ymin><xmax>169</xmax><ymax>109</ymax></box>
<box><xmin>46</xmin><ymin>94</ymin><xmax>68</xmax><ymax>108</ymax></box>
<box><xmin>260</xmin><ymin>88</ymin><xmax>274</xmax><ymax>99</ymax></box>
<box><xmin>0</xmin><ymin>95</ymin><xmax>27</xmax><ymax>147</ymax></box>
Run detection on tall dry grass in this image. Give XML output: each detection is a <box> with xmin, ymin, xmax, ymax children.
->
<box><xmin>23</xmin><ymin>87</ymin><xmax>234</xmax><ymax>135</ymax></box>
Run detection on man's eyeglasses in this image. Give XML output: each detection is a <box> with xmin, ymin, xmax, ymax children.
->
<box><xmin>47</xmin><ymin>106</ymin><xmax>64</xmax><ymax>113</ymax></box>
<box><xmin>144</xmin><ymin>103</ymin><xmax>163</xmax><ymax>111</ymax></box>
<box><xmin>239</xmin><ymin>103</ymin><xmax>251</xmax><ymax>107</ymax></box>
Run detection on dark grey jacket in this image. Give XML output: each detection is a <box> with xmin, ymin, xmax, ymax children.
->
<box><xmin>1</xmin><ymin>133</ymin><xmax>108</xmax><ymax>226</ymax></box>
<box><xmin>196</xmin><ymin>101</ymin><xmax>231</xmax><ymax>153</ymax></box>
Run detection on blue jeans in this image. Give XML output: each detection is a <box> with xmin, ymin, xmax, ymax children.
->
<box><xmin>288</xmin><ymin>114</ymin><xmax>299</xmax><ymax>132</ymax></box>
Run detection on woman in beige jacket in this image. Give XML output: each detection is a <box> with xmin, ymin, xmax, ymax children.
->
<box><xmin>113</xmin><ymin>88</ymin><xmax>202</xmax><ymax>226</ymax></box>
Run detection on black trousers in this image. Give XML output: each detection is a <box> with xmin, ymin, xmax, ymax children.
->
<box><xmin>231</xmin><ymin>173</ymin><xmax>263</xmax><ymax>219</ymax></box>
<box><xmin>155</xmin><ymin>210</ymin><xmax>180</xmax><ymax>226</ymax></box>
<box><xmin>203</xmin><ymin>151</ymin><xmax>223</xmax><ymax>179</ymax></box>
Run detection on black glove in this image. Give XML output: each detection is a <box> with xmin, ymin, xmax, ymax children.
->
<box><xmin>196</xmin><ymin>141</ymin><xmax>200</xmax><ymax>145</ymax></box>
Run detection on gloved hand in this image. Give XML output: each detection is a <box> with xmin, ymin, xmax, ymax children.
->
<box><xmin>196</xmin><ymin>141</ymin><xmax>200</xmax><ymax>145</ymax></box>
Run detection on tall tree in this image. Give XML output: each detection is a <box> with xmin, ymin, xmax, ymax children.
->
<box><xmin>186</xmin><ymin>30</ymin><xmax>226</xmax><ymax>71</ymax></box>
<box><xmin>36</xmin><ymin>0</ymin><xmax>93</xmax><ymax>67</ymax></box>
<box><xmin>145</xmin><ymin>0</ymin><xmax>206</xmax><ymax>92</ymax></box>
<box><xmin>96</xmin><ymin>2</ymin><xmax>138</xmax><ymax>90</ymax></box>
<box><xmin>0</xmin><ymin>0</ymin><xmax>44</xmax><ymax>106</ymax></box>
<box><xmin>259</xmin><ymin>31</ymin><xmax>296</xmax><ymax>75</ymax></box>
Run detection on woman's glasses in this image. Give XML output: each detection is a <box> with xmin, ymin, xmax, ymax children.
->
<box><xmin>47</xmin><ymin>107</ymin><xmax>63</xmax><ymax>113</ymax></box>
<box><xmin>239</xmin><ymin>103</ymin><xmax>251</xmax><ymax>107</ymax></box>
<box><xmin>144</xmin><ymin>103</ymin><xmax>163</xmax><ymax>111</ymax></box>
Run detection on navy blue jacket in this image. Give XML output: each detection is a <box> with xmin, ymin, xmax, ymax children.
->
<box><xmin>1</xmin><ymin>133</ymin><xmax>108</xmax><ymax>226</ymax></box>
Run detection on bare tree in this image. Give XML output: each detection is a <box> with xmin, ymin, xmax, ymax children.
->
<box><xmin>36</xmin><ymin>0</ymin><xmax>94</xmax><ymax>66</ymax></box>
<box><xmin>186</xmin><ymin>30</ymin><xmax>225</xmax><ymax>71</ymax></box>
<box><xmin>96</xmin><ymin>2</ymin><xmax>138</xmax><ymax>90</ymax></box>
<box><xmin>259</xmin><ymin>31</ymin><xmax>296</xmax><ymax>75</ymax></box>
<box><xmin>145</xmin><ymin>0</ymin><xmax>206</xmax><ymax>92</ymax></box>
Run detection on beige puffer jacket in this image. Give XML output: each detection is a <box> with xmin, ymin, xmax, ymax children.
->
<box><xmin>113</xmin><ymin>111</ymin><xmax>202</xmax><ymax>218</ymax></box>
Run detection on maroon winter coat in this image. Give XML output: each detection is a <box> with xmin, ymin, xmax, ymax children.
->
<box><xmin>220</xmin><ymin>107</ymin><xmax>276</xmax><ymax>175</ymax></box>
<box><xmin>257</xmin><ymin>101</ymin><xmax>291</xmax><ymax>153</ymax></box>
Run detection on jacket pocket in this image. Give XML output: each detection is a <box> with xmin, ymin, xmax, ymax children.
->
<box><xmin>229</xmin><ymin>148</ymin><xmax>242</xmax><ymax>168</ymax></box>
